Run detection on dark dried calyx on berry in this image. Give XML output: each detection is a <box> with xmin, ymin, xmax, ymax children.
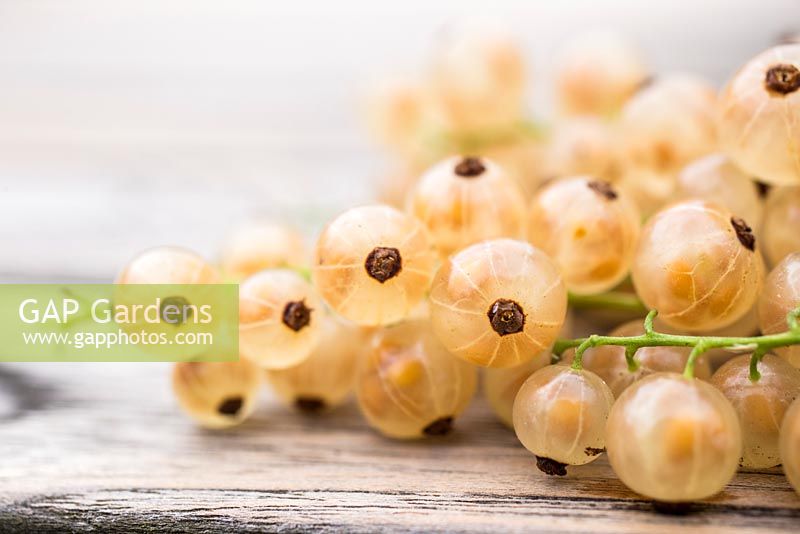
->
<box><xmin>765</xmin><ymin>64</ymin><xmax>800</xmax><ymax>95</ymax></box>
<box><xmin>587</xmin><ymin>180</ymin><xmax>618</xmax><ymax>200</ymax></box>
<box><xmin>731</xmin><ymin>216</ymin><xmax>756</xmax><ymax>251</ymax></box>
<box><xmin>160</xmin><ymin>295</ymin><xmax>193</xmax><ymax>325</ymax></box>
<box><xmin>487</xmin><ymin>299</ymin><xmax>525</xmax><ymax>336</ymax></box>
<box><xmin>217</xmin><ymin>396</ymin><xmax>244</xmax><ymax>417</ymax></box>
<box><xmin>584</xmin><ymin>447</ymin><xmax>605</xmax><ymax>457</ymax></box>
<box><xmin>365</xmin><ymin>246</ymin><xmax>402</xmax><ymax>283</ymax></box>
<box><xmin>754</xmin><ymin>180</ymin><xmax>771</xmax><ymax>198</ymax></box>
<box><xmin>282</xmin><ymin>300</ymin><xmax>312</xmax><ymax>331</ymax></box>
<box><xmin>535</xmin><ymin>456</ymin><xmax>568</xmax><ymax>476</ymax></box>
<box><xmin>454</xmin><ymin>157</ymin><xmax>486</xmax><ymax>178</ymax></box>
<box><xmin>423</xmin><ymin>416</ymin><xmax>453</xmax><ymax>436</ymax></box>
<box><xmin>295</xmin><ymin>396</ymin><xmax>326</xmax><ymax>413</ymax></box>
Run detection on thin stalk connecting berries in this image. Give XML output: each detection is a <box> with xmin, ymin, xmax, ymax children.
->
<box><xmin>553</xmin><ymin>307</ymin><xmax>800</xmax><ymax>381</ymax></box>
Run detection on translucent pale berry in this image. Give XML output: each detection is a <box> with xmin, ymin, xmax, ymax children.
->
<box><xmin>117</xmin><ymin>246</ymin><xmax>220</xmax><ymax>284</ymax></box>
<box><xmin>356</xmin><ymin>320</ymin><xmax>477</xmax><ymax>439</ymax></box>
<box><xmin>758</xmin><ymin>253</ymin><xmax>800</xmax><ymax>367</ymax></box>
<box><xmin>606</xmin><ymin>373</ymin><xmax>742</xmax><ymax>502</ymax></box>
<box><xmin>481</xmin><ymin>137</ymin><xmax>549</xmax><ymax>196</ymax></box>
<box><xmin>711</xmin><ymin>354</ymin><xmax>800</xmax><ymax>468</ymax></box>
<box><xmin>363</xmin><ymin>77</ymin><xmax>428</xmax><ymax>157</ymax></box>
<box><xmin>781</xmin><ymin>398</ymin><xmax>800</xmax><ymax>495</ymax></box>
<box><xmin>239</xmin><ymin>269</ymin><xmax>322</xmax><ymax>369</ymax></box>
<box><xmin>410</xmin><ymin>156</ymin><xmax>526</xmax><ymax>257</ymax></box>
<box><xmin>545</xmin><ymin>117</ymin><xmax>621</xmax><ymax>181</ymax></box>
<box><xmin>616</xmin><ymin>166</ymin><xmax>677</xmax><ymax>218</ymax></box>
<box><xmin>313</xmin><ymin>204</ymin><xmax>436</xmax><ymax>326</ymax></box>
<box><xmin>674</xmin><ymin>154</ymin><xmax>763</xmax><ymax>233</ymax></box>
<box><xmin>220</xmin><ymin>222</ymin><xmax>306</xmax><ymax>281</ymax></box>
<box><xmin>483</xmin><ymin>351</ymin><xmax>551</xmax><ymax>428</ymax></box>
<box><xmin>172</xmin><ymin>359</ymin><xmax>262</xmax><ymax>429</ymax></box>
<box><xmin>265</xmin><ymin>315</ymin><xmax>370</xmax><ymax>413</ymax></box>
<box><xmin>555</xmin><ymin>31</ymin><xmax>648</xmax><ymax>116</ymax></box>
<box><xmin>429</xmin><ymin>239</ymin><xmax>567</xmax><ymax>368</ymax></box>
<box><xmin>430</xmin><ymin>22</ymin><xmax>525</xmax><ymax>131</ymax></box>
<box><xmin>513</xmin><ymin>366</ymin><xmax>614</xmax><ymax>474</ymax></box>
<box><xmin>718</xmin><ymin>45</ymin><xmax>800</xmax><ymax>185</ymax></box>
<box><xmin>620</xmin><ymin>75</ymin><xmax>718</xmax><ymax>175</ymax></box>
<box><xmin>632</xmin><ymin>200</ymin><xmax>764</xmax><ymax>331</ymax></box>
<box><xmin>560</xmin><ymin>320</ymin><xmax>711</xmax><ymax>398</ymax></box>
<box><xmin>762</xmin><ymin>187</ymin><xmax>800</xmax><ymax>266</ymax></box>
<box><xmin>528</xmin><ymin>177</ymin><xmax>640</xmax><ymax>295</ymax></box>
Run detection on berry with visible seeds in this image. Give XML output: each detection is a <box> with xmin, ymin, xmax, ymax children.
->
<box><xmin>711</xmin><ymin>354</ymin><xmax>800</xmax><ymax>468</ymax></box>
<box><xmin>606</xmin><ymin>373</ymin><xmax>741</xmax><ymax>502</ymax></box>
<box><xmin>356</xmin><ymin>320</ymin><xmax>477</xmax><ymax>439</ymax></box>
<box><xmin>513</xmin><ymin>365</ymin><xmax>614</xmax><ymax>474</ymax></box>
<box><xmin>528</xmin><ymin>177</ymin><xmax>640</xmax><ymax>295</ymax></box>
<box><xmin>632</xmin><ymin>200</ymin><xmax>764</xmax><ymax>331</ymax></box>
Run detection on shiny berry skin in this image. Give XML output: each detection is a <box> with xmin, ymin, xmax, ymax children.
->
<box><xmin>483</xmin><ymin>351</ymin><xmax>551</xmax><ymax>428</ymax></box>
<box><xmin>239</xmin><ymin>269</ymin><xmax>322</xmax><ymax>369</ymax></box>
<box><xmin>632</xmin><ymin>200</ymin><xmax>764</xmax><ymax>331</ymax></box>
<box><xmin>429</xmin><ymin>239</ymin><xmax>567</xmax><ymax>368</ymax></box>
<box><xmin>513</xmin><ymin>366</ymin><xmax>614</xmax><ymax>474</ymax></box>
<box><xmin>606</xmin><ymin>373</ymin><xmax>742</xmax><ymax>502</ymax></box>
<box><xmin>313</xmin><ymin>204</ymin><xmax>436</xmax><ymax>326</ymax></box>
<box><xmin>410</xmin><ymin>156</ymin><xmax>526</xmax><ymax>258</ymax></box>
<box><xmin>356</xmin><ymin>320</ymin><xmax>477</xmax><ymax>439</ymax></box>
<box><xmin>172</xmin><ymin>360</ymin><xmax>262</xmax><ymax>429</ymax></box>
<box><xmin>711</xmin><ymin>354</ymin><xmax>800</xmax><ymax>468</ymax></box>
<box><xmin>758</xmin><ymin>253</ymin><xmax>800</xmax><ymax>367</ymax></box>
<box><xmin>780</xmin><ymin>398</ymin><xmax>800</xmax><ymax>495</ymax></box>
<box><xmin>528</xmin><ymin>177</ymin><xmax>640</xmax><ymax>295</ymax></box>
<box><xmin>718</xmin><ymin>45</ymin><xmax>800</xmax><ymax>186</ymax></box>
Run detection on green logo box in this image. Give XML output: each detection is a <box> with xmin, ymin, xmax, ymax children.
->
<box><xmin>0</xmin><ymin>284</ymin><xmax>239</xmax><ymax>362</ymax></box>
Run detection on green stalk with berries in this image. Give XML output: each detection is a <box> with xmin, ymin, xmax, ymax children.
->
<box><xmin>554</xmin><ymin>306</ymin><xmax>800</xmax><ymax>381</ymax></box>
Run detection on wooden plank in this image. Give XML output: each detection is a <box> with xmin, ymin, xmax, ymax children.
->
<box><xmin>0</xmin><ymin>362</ymin><xmax>798</xmax><ymax>532</ymax></box>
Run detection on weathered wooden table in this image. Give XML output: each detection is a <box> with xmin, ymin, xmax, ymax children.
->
<box><xmin>0</xmin><ymin>360</ymin><xmax>798</xmax><ymax>533</ymax></box>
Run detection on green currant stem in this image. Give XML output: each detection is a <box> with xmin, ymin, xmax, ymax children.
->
<box><xmin>567</xmin><ymin>291</ymin><xmax>648</xmax><ymax>314</ymax></box>
<box><xmin>556</xmin><ymin>308</ymin><xmax>800</xmax><ymax>380</ymax></box>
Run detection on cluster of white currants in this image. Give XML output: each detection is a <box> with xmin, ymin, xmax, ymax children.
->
<box><xmin>115</xmin><ymin>35</ymin><xmax>800</xmax><ymax>506</ymax></box>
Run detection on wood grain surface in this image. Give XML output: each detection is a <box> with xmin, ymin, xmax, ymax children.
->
<box><xmin>0</xmin><ymin>361</ymin><xmax>798</xmax><ymax>533</ymax></box>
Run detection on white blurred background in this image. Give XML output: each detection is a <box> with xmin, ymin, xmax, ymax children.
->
<box><xmin>0</xmin><ymin>0</ymin><xmax>796</xmax><ymax>280</ymax></box>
